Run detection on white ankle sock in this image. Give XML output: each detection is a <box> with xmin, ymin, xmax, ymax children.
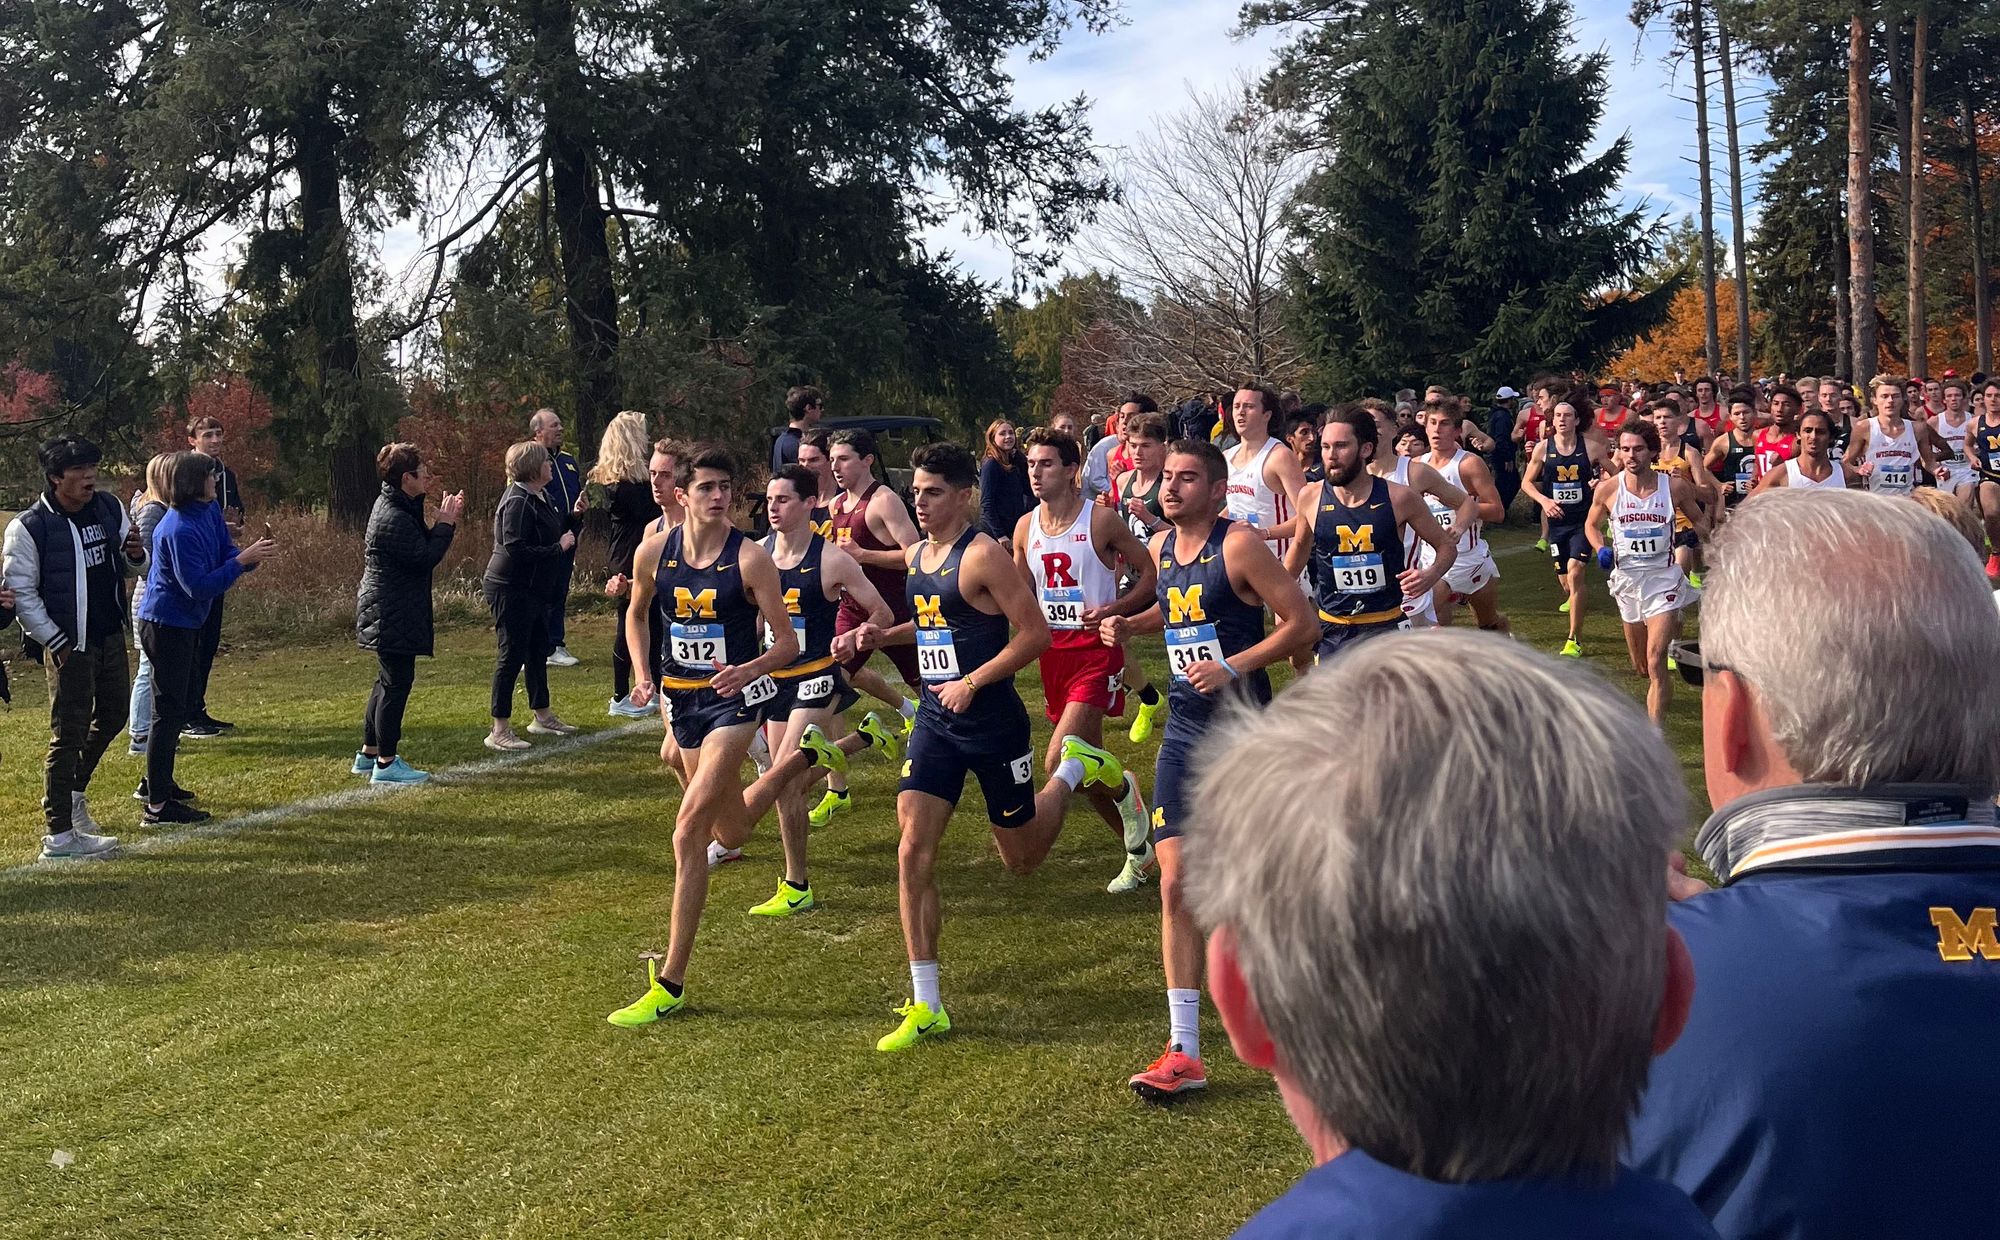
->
<box><xmin>1053</xmin><ymin>757</ymin><xmax>1086</xmax><ymax>791</ymax></box>
<box><xmin>1168</xmin><ymin>989</ymin><xmax>1201</xmax><ymax>1060</ymax></box>
<box><xmin>911</xmin><ymin>960</ymin><xmax>941</xmax><ymax>1010</ymax></box>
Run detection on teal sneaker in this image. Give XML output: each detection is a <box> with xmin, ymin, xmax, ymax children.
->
<box><xmin>370</xmin><ymin>756</ymin><xmax>430</xmax><ymax>786</ymax></box>
<box><xmin>351</xmin><ymin>751</ymin><xmax>373</xmax><ymax>775</ymax></box>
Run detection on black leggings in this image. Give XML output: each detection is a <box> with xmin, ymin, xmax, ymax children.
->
<box><xmin>140</xmin><ymin>619</ymin><xmax>201</xmax><ymax>800</ymax></box>
<box><xmin>488</xmin><ymin>588</ymin><xmax>551</xmax><ymax>720</ymax></box>
<box><xmin>611</xmin><ymin>594</ymin><xmax>633</xmax><ymax>699</ymax></box>
<box><xmin>363</xmin><ymin>652</ymin><xmax>417</xmax><ymax>757</ymax></box>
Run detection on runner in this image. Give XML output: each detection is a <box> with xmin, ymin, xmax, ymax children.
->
<box><xmin>606</xmin><ymin>447</ymin><xmax>806</xmax><ymax>1026</ymax></box>
<box><xmin>1844</xmin><ymin>375</ymin><xmax>1945</xmax><ymax>497</ymax></box>
<box><xmin>1100</xmin><ymin>439</ymin><xmax>1314</xmax><ymax>1102</ymax></box>
<box><xmin>1703</xmin><ymin>388</ymin><xmax>1763</xmax><ymax>513</ymax></box>
<box><xmin>1421</xmin><ymin>400</ymin><xmax>1508</xmax><ymax>632</ymax></box>
<box><xmin>1585</xmin><ymin>422</ymin><xmax>1709</xmax><ymax>725</ymax></box>
<box><xmin>847</xmin><ymin>442</ymin><xmax>1147</xmax><ymax>1052</ymax></box>
<box><xmin>1932</xmin><ymin>379</ymin><xmax>1977</xmax><ymax>503</ymax></box>
<box><xmin>1112</xmin><ymin>411</ymin><xmax>1172</xmax><ymax>743</ymax></box>
<box><xmin>1688</xmin><ymin>376</ymin><xmax>1723</xmax><ymax>446</ymax></box>
<box><xmin>1755</xmin><ymin>384</ymin><xmax>1803</xmax><ymax>475</ymax></box>
<box><xmin>813</xmin><ymin>428</ymin><xmax>922</xmax><ymax>828</ymax></box>
<box><xmin>1223</xmin><ymin>385</ymin><xmax>1308</xmax><ymax>563</ymax></box>
<box><xmin>1752</xmin><ymin>409</ymin><xmax>1848</xmax><ymax>492</ymax></box>
<box><xmin>1972</xmin><ymin>378</ymin><xmax>2000</xmax><ymax>576</ymax></box>
<box><xmin>1375</xmin><ymin>421</ymin><xmax>1470</xmax><ymax>630</ymax></box>
<box><xmin>1010</xmin><ymin>427</ymin><xmax>1159</xmax><ymax>894</ymax></box>
<box><xmin>1520</xmin><ymin>399</ymin><xmax>1611</xmax><ymax>656</ymax></box>
<box><xmin>795</xmin><ymin>429</ymin><xmax>837</xmax><ymax>538</ymax></box>
<box><xmin>1283</xmin><ymin>407</ymin><xmax>1454</xmax><ymax>656</ymax></box>
<box><xmin>1651</xmin><ymin>400</ymin><xmax>1722</xmax><ymax>585</ymax></box>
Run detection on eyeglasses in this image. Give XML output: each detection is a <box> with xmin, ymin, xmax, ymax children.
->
<box><xmin>1670</xmin><ymin>639</ymin><xmax>1734</xmax><ymax>688</ymax></box>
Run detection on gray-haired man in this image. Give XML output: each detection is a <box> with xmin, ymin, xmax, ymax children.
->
<box><xmin>1628</xmin><ymin>488</ymin><xmax>2000</xmax><ymax>1239</ymax></box>
<box><xmin>1186</xmin><ymin>631</ymin><xmax>1717</xmax><ymax>1238</ymax></box>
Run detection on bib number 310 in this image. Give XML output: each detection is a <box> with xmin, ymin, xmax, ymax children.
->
<box><xmin>916</xmin><ymin>629</ymin><xmax>961</xmax><ymax>682</ymax></box>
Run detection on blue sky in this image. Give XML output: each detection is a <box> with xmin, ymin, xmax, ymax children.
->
<box><xmin>921</xmin><ymin>0</ymin><xmax>1770</xmax><ymax>289</ymax></box>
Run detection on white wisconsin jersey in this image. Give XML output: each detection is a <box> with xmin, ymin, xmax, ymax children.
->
<box><xmin>1863</xmin><ymin>417</ymin><xmax>1919</xmax><ymax>494</ymax></box>
<box><xmin>1226</xmin><ymin>437</ymin><xmax>1292</xmax><ymax>554</ymax></box>
<box><xmin>1389</xmin><ymin>457</ymin><xmax>1432</xmax><ymax>567</ymax></box>
<box><xmin>1936</xmin><ymin>411</ymin><xmax>1970</xmax><ymax>464</ymax></box>
<box><xmin>1783</xmin><ymin>459</ymin><xmax>1846</xmax><ymax>490</ymax></box>
<box><xmin>1025</xmin><ymin>503</ymin><xmax>1118</xmax><ymax>632</ymax></box>
<box><xmin>1426</xmin><ymin>449</ymin><xmax>1488</xmax><ymax>556</ymax></box>
<box><xmin>1611</xmin><ymin>473</ymin><xmax>1674</xmax><ymax>569</ymax></box>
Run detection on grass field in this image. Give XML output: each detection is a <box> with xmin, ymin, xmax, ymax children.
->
<box><xmin>0</xmin><ymin>525</ymin><xmax>1708</xmax><ymax>1238</ymax></box>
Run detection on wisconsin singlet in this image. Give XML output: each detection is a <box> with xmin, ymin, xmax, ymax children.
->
<box><xmin>1935</xmin><ymin>411</ymin><xmax>1972</xmax><ymax>486</ymax></box>
<box><xmin>1426</xmin><ymin>448</ymin><xmax>1490</xmax><ymax>559</ymax></box>
<box><xmin>1158</xmin><ymin>519</ymin><xmax>1270</xmax><ymax>733</ymax></box>
<box><xmin>1610</xmin><ymin>475</ymin><xmax>1675</xmax><ymax>570</ymax></box>
<box><xmin>1226</xmin><ymin>437</ymin><xmax>1292</xmax><ymax>556</ymax></box>
<box><xmin>1782</xmin><ymin>458</ymin><xmax>1847</xmax><ymax>490</ymax></box>
<box><xmin>1312</xmin><ymin>476</ymin><xmax>1403</xmax><ymax>627</ymax></box>
<box><xmin>1862</xmin><ymin>417</ymin><xmax>1920</xmax><ymax>494</ymax></box>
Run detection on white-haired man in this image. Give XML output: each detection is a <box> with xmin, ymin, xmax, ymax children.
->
<box><xmin>1628</xmin><ymin>488</ymin><xmax>2000</xmax><ymax>1239</ymax></box>
<box><xmin>529</xmin><ymin>408</ymin><xmax>586</xmax><ymax>666</ymax></box>
<box><xmin>1186</xmin><ymin>631</ymin><xmax>1716</xmax><ymax>1238</ymax></box>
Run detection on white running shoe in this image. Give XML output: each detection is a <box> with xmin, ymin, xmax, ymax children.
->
<box><xmin>71</xmin><ymin>791</ymin><xmax>104</xmax><ymax>834</ymax></box>
<box><xmin>546</xmin><ymin>646</ymin><xmax>580</xmax><ymax>668</ymax></box>
<box><xmin>706</xmin><ymin>840</ymin><xmax>744</xmax><ymax>867</ymax></box>
<box><xmin>526</xmin><ymin>716</ymin><xmax>579</xmax><ymax>736</ymax></box>
<box><xmin>748</xmin><ymin>729</ymin><xmax>773</xmax><ymax>775</ymax></box>
<box><xmin>41</xmin><ymin>828</ymin><xmax>118</xmax><ymax>860</ymax></box>
<box><xmin>1106</xmin><ymin>840</ymin><xmax>1157</xmax><ymax>894</ymax></box>
<box><xmin>608</xmin><ymin>694</ymin><xmax>653</xmax><ymax>719</ymax></box>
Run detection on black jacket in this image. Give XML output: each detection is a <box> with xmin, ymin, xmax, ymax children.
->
<box><xmin>605</xmin><ymin>479</ymin><xmax>662</xmax><ymax>578</ymax></box>
<box><xmin>356</xmin><ymin>483</ymin><xmax>457</xmax><ymax>656</ymax></box>
<box><xmin>483</xmin><ymin>483</ymin><xmax>571</xmax><ymax>602</ymax></box>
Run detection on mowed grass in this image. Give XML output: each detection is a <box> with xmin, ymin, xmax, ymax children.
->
<box><xmin>0</xmin><ymin>524</ymin><xmax>1706</xmax><ymax>1238</ymax></box>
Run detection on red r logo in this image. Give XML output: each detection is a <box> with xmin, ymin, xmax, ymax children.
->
<box><xmin>1041</xmin><ymin>552</ymin><xmax>1076</xmax><ymax>588</ymax></box>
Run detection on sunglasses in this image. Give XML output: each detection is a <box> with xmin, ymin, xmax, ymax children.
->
<box><xmin>1670</xmin><ymin>638</ymin><xmax>1734</xmax><ymax>688</ymax></box>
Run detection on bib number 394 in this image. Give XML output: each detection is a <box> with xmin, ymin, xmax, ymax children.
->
<box><xmin>669</xmin><ymin>622</ymin><xmax>728</xmax><ymax>668</ymax></box>
<box><xmin>1041</xmin><ymin>587</ymin><xmax>1084</xmax><ymax>630</ymax></box>
<box><xmin>1165</xmin><ymin>623</ymin><xmax>1221</xmax><ymax>681</ymax></box>
<box><xmin>916</xmin><ymin>628</ymin><xmax>961</xmax><ymax>682</ymax></box>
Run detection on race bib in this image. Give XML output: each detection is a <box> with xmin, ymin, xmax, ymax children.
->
<box><xmin>1879</xmin><ymin>466</ymin><xmax>1912</xmax><ymax>491</ymax></box>
<box><xmin>1428</xmin><ymin>502</ymin><xmax>1455</xmax><ymax>531</ymax></box>
<box><xmin>1165</xmin><ymin>623</ymin><xmax>1221</xmax><ymax>681</ymax></box>
<box><xmin>669</xmin><ymin>622</ymin><xmax>728</xmax><ymax>668</ymax></box>
<box><xmin>796</xmin><ymin>673</ymin><xmax>833</xmax><ymax>703</ymax></box>
<box><xmin>916</xmin><ymin>628</ymin><xmax>960</xmax><ymax>681</ymax></box>
<box><xmin>763</xmin><ymin>616</ymin><xmax>808</xmax><ymax>652</ymax></box>
<box><xmin>1041</xmin><ymin>586</ymin><xmax>1084</xmax><ymax>630</ymax></box>
<box><xmin>1616</xmin><ymin>531</ymin><xmax>1664</xmax><ymax>560</ymax></box>
<box><xmin>1552</xmin><ymin>483</ymin><xmax>1583</xmax><ymax>505</ymax></box>
<box><xmin>741</xmin><ymin>675</ymin><xmax>777</xmax><ymax>706</ymax></box>
<box><xmin>1734</xmin><ymin>469</ymin><xmax>1753</xmax><ymax>495</ymax></box>
<box><xmin>1330</xmin><ymin>553</ymin><xmax>1386</xmax><ymax>595</ymax></box>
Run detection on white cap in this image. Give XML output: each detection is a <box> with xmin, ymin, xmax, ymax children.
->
<box><xmin>1495</xmin><ymin>386</ymin><xmax>1520</xmax><ymax>400</ymax></box>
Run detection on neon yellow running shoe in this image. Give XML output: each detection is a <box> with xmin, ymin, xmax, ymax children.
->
<box><xmin>1128</xmin><ymin>694</ymin><xmax>1167</xmax><ymax>744</ymax></box>
<box><xmin>799</xmin><ymin>724</ymin><xmax>848</xmax><ymax>776</ymax></box>
<box><xmin>1559</xmin><ymin>639</ymin><xmax>1583</xmax><ymax>658</ymax></box>
<box><xmin>749</xmin><ymin>880</ymin><xmax>815</xmax><ymax>917</ymax></box>
<box><xmin>1666</xmin><ymin>656</ymin><xmax>1680</xmax><ymax>672</ymax></box>
<box><xmin>808</xmin><ymin>788</ymin><xmax>851</xmax><ymax>829</ymax></box>
<box><xmin>898</xmin><ymin>705</ymin><xmax>916</xmax><ymax>737</ymax></box>
<box><xmin>1558</xmin><ymin>599</ymin><xmax>1571</xmax><ymax>614</ymax></box>
<box><xmin>1535</xmin><ymin>537</ymin><xmax>1549</xmax><ymax>551</ymax></box>
<box><xmin>607</xmin><ymin>957</ymin><xmax>686</xmax><ymax>1027</ymax></box>
<box><xmin>1687</xmin><ymin>571</ymin><xmax>1704</xmax><ymax>589</ymax></box>
<box><xmin>857</xmin><ymin>711</ymin><xmax>904</xmax><ymax>763</ymax></box>
<box><xmin>1060</xmin><ymin>734</ymin><xmax>1125</xmax><ymax>792</ymax></box>
<box><xmin>876</xmin><ymin>1000</ymin><xmax>951</xmax><ymax>1052</ymax></box>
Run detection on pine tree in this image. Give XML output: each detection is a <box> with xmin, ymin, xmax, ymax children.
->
<box><xmin>1248</xmin><ymin>0</ymin><xmax>1672</xmax><ymax>396</ymax></box>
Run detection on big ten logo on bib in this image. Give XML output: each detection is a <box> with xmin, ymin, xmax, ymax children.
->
<box><xmin>1039</xmin><ymin>549</ymin><xmax>1083</xmax><ymax>629</ymax></box>
<box><xmin>913</xmin><ymin>593</ymin><xmax>959</xmax><ymax>681</ymax></box>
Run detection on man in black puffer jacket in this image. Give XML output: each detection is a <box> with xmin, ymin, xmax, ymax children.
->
<box><xmin>354</xmin><ymin>443</ymin><xmax>463</xmax><ymax>785</ymax></box>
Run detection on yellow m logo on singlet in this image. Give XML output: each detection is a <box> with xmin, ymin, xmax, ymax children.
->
<box><xmin>782</xmin><ymin>587</ymin><xmax>802</xmax><ymax>617</ymax></box>
<box><xmin>1931</xmin><ymin>907</ymin><xmax>2000</xmax><ymax>961</ymax></box>
<box><xmin>1335</xmin><ymin>525</ymin><xmax>1375</xmax><ymax>554</ymax></box>
<box><xmin>1556</xmin><ymin>464</ymin><xmax>1580</xmax><ymax>482</ymax></box>
<box><xmin>673</xmin><ymin>587</ymin><xmax>717</xmax><ymax>619</ymax></box>
<box><xmin>811</xmin><ymin>518</ymin><xmax>833</xmax><ymax>538</ymax></box>
<box><xmin>914</xmin><ymin>594</ymin><xmax>945</xmax><ymax>628</ymax></box>
<box><xmin>1166</xmin><ymin>585</ymin><xmax>1206</xmax><ymax>624</ymax></box>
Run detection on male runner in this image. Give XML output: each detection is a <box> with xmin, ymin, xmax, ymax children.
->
<box><xmin>607</xmin><ymin>446</ymin><xmax>804</xmax><ymax>1025</ymax></box>
<box><xmin>1688</xmin><ymin>376</ymin><xmax>1723</xmax><ymax>446</ymax></box>
<box><xmin>1102</xmin><ymin>439</ymin><xmax>1314</xmax><ymax>1100</ymax></box>
<box><xmin>1585</xmin><ymin>422</ymin><xmax>1709</xmax><ymax>725</ymax></box>
<box><xmin>1844</xmin><ymin>375</ymin><xmax>1945</xmax><ymax>497</ymax></box>
<box><xmin>1970</xmin><ymin>377</ymin><xmax>2000</xmax><ymax>575</ymax></box>
<box><xmin>795</xmin><ymin>429</ymin><xmax>837</xmax><ymax>538</ymax></box>
<box><xmin>1421</xmin><ymin>400</ymin><xmax>1508</xmax><ymax>632</ymax></box>
<box><xmin>1932</xmin><ymin>379</ymin><xmax>1977</xmax><ymax>503</ymax></box>
<box><xmin>1650</xmin><ymin>400</ymin><xmax>1722</xmax><ymax>586</ymax></box>
<box><xmin>814</xmin><ymin>428</ymin><xmax>921</xmax><ymax>826</ymax></box>
<box><xmin>1283</xmin><ymin>407</ymin><xmax>1454</xmax><ymax>656</ymax></box>
<box><xmin>1372</xmin><ymin>420</ymin><xmax>1471</xmax><ymax>630</ymax></box>
<box><xmin>1752</xmin><ymin>409</ymin><xmax>1848</xmax><ymax>492</ymax></box>
<box><xmin>1520</xmin><ymin>399</ymin><xmax>1611</xmax><ymax>657</ymax></box>
<box><xmin>1224</xmin><ymin>385</ymin><xmax>1308</xmax><ymax>561</ymax></box>
<box><xmin>1704</xmin><ymin>388</ymin><xmax>1763</xmax><ymax>512</ymax></box>
<box><xmin>1755</xmin><ymin>384</ymin><xmax>1803</xmax><ymax>475</ymax></box>
<box><xmin>1112</xmin><ymin>411</ymin><xmax>1172</xmax><ymax>742</ymax></box>
<box><xmin>847</xmin><ymin>442</ymin><xmax>1146</xmax><ymax>1052</ymax></box>
<box><xmin>1011</xmin><ymin>427</ymin><xmax>1159</xmax><ymax>893</ymax></box>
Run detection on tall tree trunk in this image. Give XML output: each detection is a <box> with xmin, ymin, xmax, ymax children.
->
<box><xmin>1848</xmin><ymin>5</ymin><xmax>1878</xmax><ymax>381</ymax></box>
<box><xmin>1967</xmin><ymin>92</ymin><xmax>1993</xmax><ymax>374</ymax></box>
<box><xmin>294</xmin><ymin>86</ymin><xmax>375</xmax><ymax>526</ymax></box>
<box><xmin>1715</xmin><ymin>14</ymin><xmax>1751</xmax><ymax>381</ymax></box>
<box><xmin>1834</xmin><ymin>216</ymin><xmax>1852</xmax><ymax>376</ymax></box>
<box><xmin>531</xmin><ymin>0</ymin><xmax>620</xmax><ymax>454</ymax></box>
<box><xmin>1689</xmin><ymin>0</ymin><xmax>1722</xmax><ymax>378</ymax></box>
<box><xmin>1906</xmin><ymin>1</ymin><xmax>1928</xmax><ymax>377</ymax></box>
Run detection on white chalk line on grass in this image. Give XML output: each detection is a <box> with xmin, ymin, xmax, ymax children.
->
<box><xmin>3</xmin><ymin>720</ymin><xmax>655</xmax><ymax>881</ymax></box>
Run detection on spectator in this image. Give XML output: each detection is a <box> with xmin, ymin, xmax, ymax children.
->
<box><xmin>137</xmin><ymin>451</ymin><xmax>277</xmax><ymax>825</ymax></box>
<box><xmin>977</xmin><ymin>418</ymin><xmax>1031</xmax><ymax>551</ymax></box>
<box><xmin>483</xmin><ymin>440</ymin><xmax>578</xmax><ymax>751</ymax></box>
<box><xmin>1486</xmin><ymin>389</ymin><xmax>1520</xmax><ymax>513</ymax></box>
<box><xmin>4</xmin><ymin>434</ymin><xmax>148</xmax><ymax>858</ymax></box>
<box><xmin>352</xmin><ymin>443</ymin><xmax>464</xmax><ymax>785</ymax></box>
<box><xmin>592</xmin><ymin>411</ymin><xmax>662</xmax><ymax>717</ymax></box>
<box><xmin>1048</xmin><ymin>411</ymin><xmax>1084</xmax><ymax>443</ymax></box>
<box><xmin>1629</xmin><ymin>488</ymin><xmax>2000</xmax><ymax>1239</ymax></box>
<box><xmin>770</xmin><ymin>384</ymin><xmax>824</xmax><ymax>473</ymax></box>
<box><xmin>184</xmin><ymin>415</ymin><xmax>244</xmax><ymax>737</ymax></box>
<box><xmin>1086</xmin><ymin>394</ymin><xmax>1149</xmax><ymax>503</ymax></box>
<box><xmin>125</xmin><ymin>455</ymin><xmax>174</xmax><ymax>760</ymax></box>
<box><xmin>1187</xmin><ymin>631</ymin><xmax>1714</xmax><ymax>1239</ymax></box>
<box><xmin>528</xmin><ymin>407</ymin><xmax>585</xmax><ymax>668</ymax></box>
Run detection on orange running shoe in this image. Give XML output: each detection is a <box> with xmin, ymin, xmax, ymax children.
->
<box><xmin>1129</xmin><ymin>1044</ymin><xmax>1208</xmax><ymax>1103</ymax></box>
